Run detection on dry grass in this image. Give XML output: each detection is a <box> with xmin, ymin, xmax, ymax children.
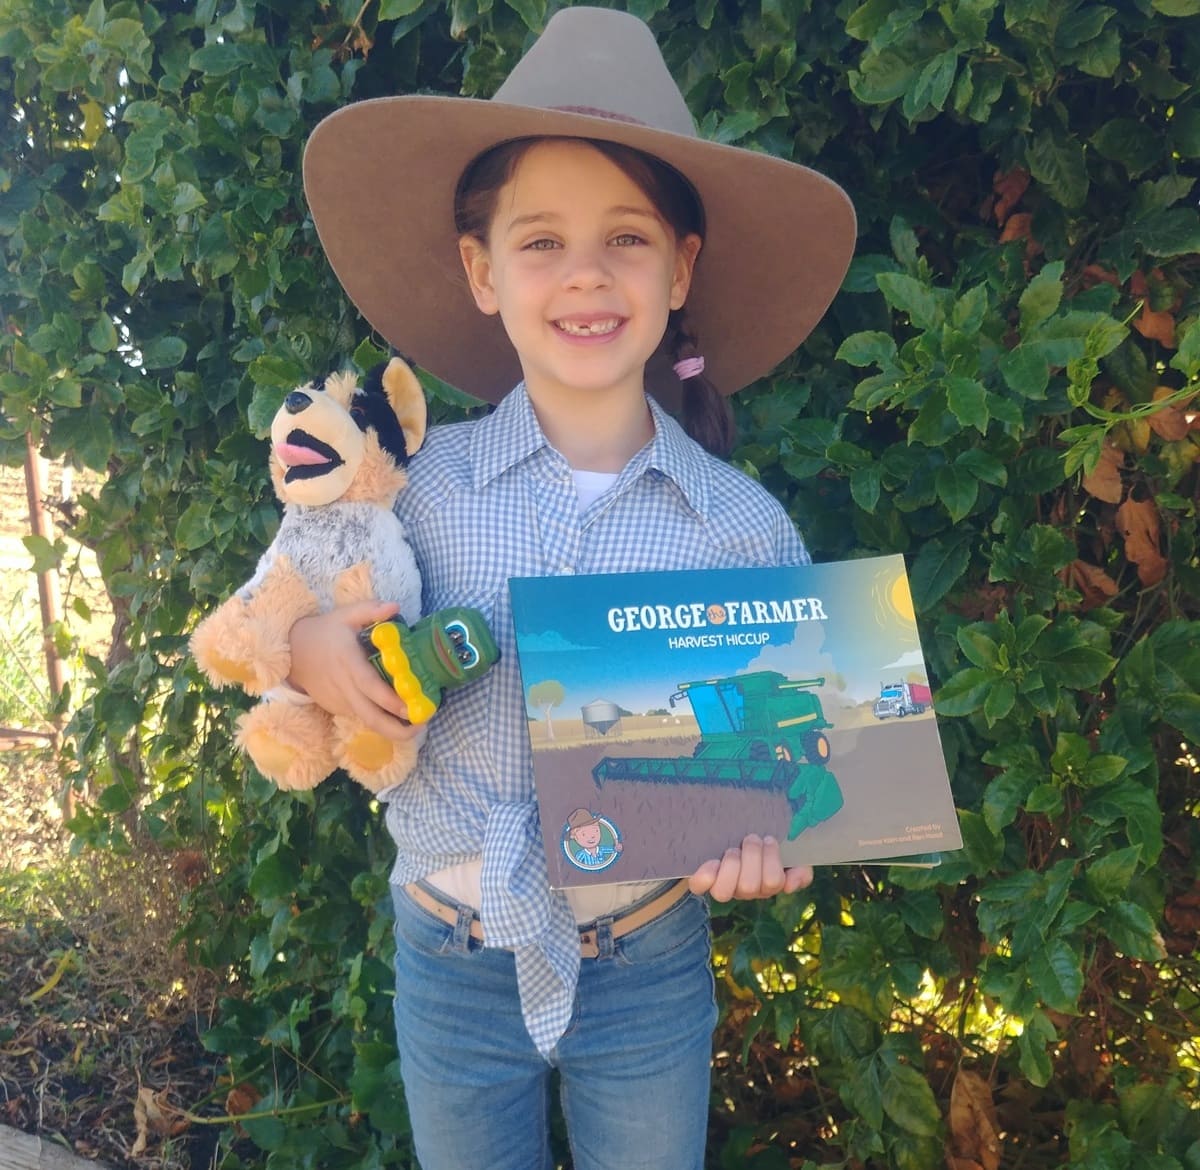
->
<box><xmin>0</xmin><ymin>462</ymin><xmax>229</xmax><ymax>1168</ymax></box>
<box><xmin>1</xmin><ymin>750</ymin><xmax>227</xmax><ymax>1169</ymax></box>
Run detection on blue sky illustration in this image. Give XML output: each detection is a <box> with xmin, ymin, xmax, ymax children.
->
<box><xmin>509</xmin><ymin>557</ymin><xmax>927</xmax><ymax>719</ymax></box>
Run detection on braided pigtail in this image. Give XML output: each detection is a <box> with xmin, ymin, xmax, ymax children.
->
<box><xmin>667</xmin><ymin>310</ymin><xmax>735</xmax><ymax>458</ymax></box>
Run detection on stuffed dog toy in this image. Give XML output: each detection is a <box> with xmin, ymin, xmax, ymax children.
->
<box><xmin>191</xmin><ymin>357</ymin><xmax>428</xmax><ymax>792</ymax></box>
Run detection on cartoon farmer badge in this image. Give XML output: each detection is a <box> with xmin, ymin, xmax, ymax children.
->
<box><xmin>562</xmin><ymin>808</ymin><xmax>623</xmax><ymax>874</ymax></box>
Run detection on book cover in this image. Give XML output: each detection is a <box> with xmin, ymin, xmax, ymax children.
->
<box><xmin>508</xmin><ymin>556</ymin><xmax>962</xmax><ymax>888</ymax></box>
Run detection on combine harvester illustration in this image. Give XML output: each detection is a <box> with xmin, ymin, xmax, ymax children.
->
<box><xmin>592</xmin><ymin>671</ymin><xmax>844</xmax><ymax>840</ymax></box>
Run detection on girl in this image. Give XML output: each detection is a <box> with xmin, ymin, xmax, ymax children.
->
<box><xmin>289</xmin><ymin>8</ymin><xmax>855</xmax><ymax>1169</ymax></box>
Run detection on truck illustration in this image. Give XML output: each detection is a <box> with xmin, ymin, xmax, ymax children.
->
<box><xmin>591</xmin><ymin>671</ymin><xmax>843</xmax><ymax>840</ymax></box>
<box><xmin>873</xmin><ymin>680</ymin><xmax>931</xmax><ymax>720</ymax></box>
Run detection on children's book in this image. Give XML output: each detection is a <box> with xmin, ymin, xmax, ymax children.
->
<box><xmin>508</xmin><ymin>556</ymin><xmax>961</xmax><ymax>889</ymax></box>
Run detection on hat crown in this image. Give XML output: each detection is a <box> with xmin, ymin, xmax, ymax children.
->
<box><xmin>493</xmin><ymin>7</ymin><xmax>696</xmax><ymax>139</ymax></box>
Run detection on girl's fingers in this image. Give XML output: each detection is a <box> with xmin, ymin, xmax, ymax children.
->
<box><xmin>783</xmin><ymin>865</ymin><xmax>815</xmax><ymax>893</ymax></box>
<box><xmin>689</xmin><ymin>836</ymin><xmax>811</xmax><ymax>901</ymax></box>
<box><xmin>732</xmin><ymin>834</ymin><xmax>764</xmax><ymax>899</ymax></box>
<box><xmin>757</xmin><ymin>836</ymin><xmax>786</xmax><ymax>897</ymax></box>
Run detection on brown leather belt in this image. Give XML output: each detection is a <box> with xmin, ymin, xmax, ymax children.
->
<box><xmin>403</xmin><ymin>878</ymin><xmax>692</xmax><ymax>959</ymax></box>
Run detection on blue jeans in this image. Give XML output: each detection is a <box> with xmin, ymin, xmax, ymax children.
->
<box><xmin>390</xmin><ymin>884</ymin><xmax>719</xmax><ymax>1170</ymax></box>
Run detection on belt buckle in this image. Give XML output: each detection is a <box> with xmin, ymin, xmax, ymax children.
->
<box><xmin>578</xmin><ymin>928</ymin><xmax>600</xmax><ymax>959</ymax></box>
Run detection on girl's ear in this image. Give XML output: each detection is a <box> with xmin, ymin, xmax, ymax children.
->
<box><xmin>459</xmin><ymin>236</ymin><xmax>500</xmax><ymax>316</ymax></box>
<box><xmin>670</xmin><ymin>233</ymin><xmax>702</xmax><ymax>311</ymax></box>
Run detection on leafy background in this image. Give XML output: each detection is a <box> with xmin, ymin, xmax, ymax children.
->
<box><xmin>1</xmin><ymin>0</ymin><xmax>1198</xmax><ymax>1167</ymax></box>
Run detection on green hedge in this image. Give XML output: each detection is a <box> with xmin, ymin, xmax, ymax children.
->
<box><xmin>2</xmin><ymin>1</ymin><xmax>1198</xmax><ymax>1167</ymax></box>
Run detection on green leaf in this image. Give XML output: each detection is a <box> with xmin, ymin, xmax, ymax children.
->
<box><xmin>1084</xmin><ymin>846</ymin><xmax>1140</xmax><ymax>904</ymax></box>
<box><xmin>935</xmin><ymin>666</ymin><xmax>992</xmax><ymax>716</ymax></box>
<box><xmin>1171</xmin><ymin>317</ymin><xmax>1200</xmax><ymax>379</ymax></box>
<box><xmin>379</xmin><ymin>0</ymin><xmax>426</xmax><ymax>15</ymax></box>
<box><xmin>23</xmin><ymin>534</ymin><xmax>62</xmax><ymax>573</ymax></box>
<box><xmin>141</xmin><ymin>335</ymin><xmax>187</xmax><ymax>369</ymax></box>
<box><xmin>1091</xmin><ymin>118</ymin><xmax>1162</xmax><ymax>178</ymax></box>
<box><xmin>909</xmin><ymin>534</ymin><xmax>971</xmax><ymax>608</ymax></box>
<box><xmin>934</xmin><ymin>464</ymin><xmax>978</xmax><ymax>522</ymax></box>
<box><xmin>957</xmin><ymin>624</ymin><xmax>1000</xmax><ymax>669</ymax></box>
<box><xmin>248</xmin><ymin>850</ymin><xmax>300</xmax><ymax>900</ymax></box>
<box><xmin>956</xmin><ymin>448</ymin><xmax>1007</xmax><ymax>486</ymax></box>
<box><xmin>881</xmin><ymin>1060</ymin><xmax>941</xmax><ymax>1137</ymax></box>
<box><xmin>877</xmin><ymin>272</ymin><xmax>940</xmax><ymax>331</ymax></box>
<box><xmin>175</xmin><ymin>500</ymin><xmax>215</xmax><ymax>551</ymax></box>
<box><xmin>838</xmin><ymin>331</ymin><xmax>897</xmax><ymax>368</ymax></box>
<box><xmin>850</xmin><ymin>464</ymin><xmax>882</xmax><ymax>513</ymax></box>
<box><xmin>1025</xmin><ymin>782</ymin><xmax>1065</xmax><ymax>817</ymax></box>
<box><xmin>983</xmin><ymin>678</ymin><xmax>1016</xmax><ymax>724</ymax></box>
<box><xmin>906</xmin><ymin>49</ymin><xmax>958</xmax><ymax>118</ymax></box>
<box><xmin>1029</xmin><ymin>937</ymin><xmax>1083</xmax><ymax>1012</ymax></box>
<box><xmin>983</xmin><ymin>769</ymin><xmax>1035</xmax><ymax>833</ymax></box>
<box><xmin>1017</xmin><ymin>1010</ymin><xmax>1056</xmax><ymax>1087</ymax></box>
<box><xmin>1019</xmin><ymin>262</ymin><xmax>1065</xmax><ymax>334</ymax></box>
<box><xmin>1151</xmin><ymin>0</ymin><xmax>1200</xmax><ymax>13</ymax></box>
<box><xmin>88</xmin><ymin>315</ymin><xmax>119</xmax><ymax>353</ymax></box>
<box><xmin>998</xmin><ymin>345</ymin><xmax>1050</xmax><ymax>398</ymax></box>
<box><xmin>1103</xmin><ymin>901</ymin><xmax>1166</xmax><ymax>960</ymax></box>
<box><xmin>1135</xmin><ymin>209</ymin><xmax>1200</xmax><ymax>258</ymax></box>
<box><xmin>959</xmin><ymin>810</ymin><xmax>1004</xmax><ymax>872</ymax></box>
<box><xmin>1027</xmin><ymin>129</ymin><xmax>1089</xmax><ymax>208</ymax></box>
<box><xmin>945</xmin><ymin>377</ymin><xmax>989</xmax><ymax>432</ymax></box>
<box><xmin>1161</xmin><ymin>692</ymin><xmax>1200</xmax><ymax>744</ymax></box>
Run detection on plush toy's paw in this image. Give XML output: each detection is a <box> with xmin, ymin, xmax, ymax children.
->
<box><xmin>334</xmin><ymin>716</ymin><xmax>425</xmax><ymax>794</ymax></box>
<box><xmin>192</xmin><ymin>603</ymin><xmax>294</xmax><ymax>695</ymax></box>
<box><xmin>237</xmin><ymin>702</ymin><xmax>338</xmax><ymax>790</ymax></box>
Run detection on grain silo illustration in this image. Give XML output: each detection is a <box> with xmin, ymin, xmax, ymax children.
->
<box><xmin>581</xmin><ymin>699</ymin><xmax>623</xmax><ymax>738</ymax></box>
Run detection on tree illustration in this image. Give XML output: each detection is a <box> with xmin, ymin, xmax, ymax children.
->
<box><xmin>528</xmin><ymin>680</ymin><xmax>566</xmax><ymax>740</ymax></box>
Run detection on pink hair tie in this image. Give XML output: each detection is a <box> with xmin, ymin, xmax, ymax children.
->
<box><xmin>673</xmin><ymin>356</ymin><xmax>705</xmax><ymax>380</ymax></box>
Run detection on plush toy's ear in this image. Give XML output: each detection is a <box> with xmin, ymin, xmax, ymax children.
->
<box><xmin>381</xmin><ymin>357</ymin><xmax>427</xmax><ymax>457</ymax></box>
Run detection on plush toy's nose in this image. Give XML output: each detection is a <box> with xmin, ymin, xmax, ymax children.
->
<box><xmin>285</xmin><ymin>392</ymin><xmax>312</xmax><ymax>414</ymax></box>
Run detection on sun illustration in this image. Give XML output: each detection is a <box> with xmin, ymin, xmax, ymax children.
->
<box><xmin>875</xmin><ymin>567</ymin><xmax>916</xmax><ymax>626</ymax></box>
<box><xmin>890</xmin><ymin>572</ymin><xmax>915</xmax><ymax>623</ymax></box>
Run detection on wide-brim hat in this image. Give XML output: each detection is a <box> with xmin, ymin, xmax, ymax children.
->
<box><xmin>303</xmin><ymin>6</ymin><xmax>857</xmax><ymax>406</ymax></box>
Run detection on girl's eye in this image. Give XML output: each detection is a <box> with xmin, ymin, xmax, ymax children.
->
<box><xmin>524</xmin><ymin>238</ymin><xmax>559</xmax><ymax>251</ymax></box>
<box><xmin>611</xmin><ymin>233</ymin><xmax>645</xmax><ymax>247</ymax></box>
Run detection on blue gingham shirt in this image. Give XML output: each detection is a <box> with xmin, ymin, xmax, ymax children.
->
<box><xmin>384</xmin><ymin>384</ymin><xmax>809</xmax><ymax>1055</ymax></box>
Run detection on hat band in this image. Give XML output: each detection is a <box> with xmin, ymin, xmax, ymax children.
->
<box><xmin>550</xmin><ymin>104</ymin><xmax>648</xmax><ymax>126</ymax></box>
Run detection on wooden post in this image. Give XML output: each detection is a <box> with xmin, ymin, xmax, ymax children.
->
<box><xmin>22</xmin><ymin>433</ymin><xmax>65</xmax><ymax>707</ymax></box>
<box><xmin>0</xmin><ymin>1123</ymin><xmax>117</xmax><ymax>1169</ymax></box>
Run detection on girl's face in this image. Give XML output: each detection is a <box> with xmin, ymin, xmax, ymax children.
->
<box><xmin>458</xmin><ymin>139</ymin><xmax>701</xmax><ymax>406</ymax></box>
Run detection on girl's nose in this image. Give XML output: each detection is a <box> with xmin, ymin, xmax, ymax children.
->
<box><xmin>563</xmin><ymin>245</ymin><xmax>612</xmax><ymax>290</ymax></box>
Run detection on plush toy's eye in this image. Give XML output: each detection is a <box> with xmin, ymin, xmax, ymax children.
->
<box><xmin>447</xmin><ymin>626</ymin><xmax>465</xmax><ymax>646</ymax></box>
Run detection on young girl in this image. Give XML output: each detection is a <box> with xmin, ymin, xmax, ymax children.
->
<box><xmin>289</xmin><ymin>9</ymin><xmax>855</xmax><ymax>1169</ymax></box>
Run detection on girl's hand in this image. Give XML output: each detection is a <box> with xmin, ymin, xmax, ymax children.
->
<box><xmin>288</xmin><ymin>602</ymin><xmax>423</xmax><ymax>742</ymax></box>
<box><xmin>688</xmin><ymin>834</ymin><xmax>813</xmax><ymax>902</ymax></box>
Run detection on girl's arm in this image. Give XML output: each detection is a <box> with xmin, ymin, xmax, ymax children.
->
<box><xmin>288</xmin><ymin>600</ymin><xmax>424</xmax><ymax>742</ymax></box>
<box><xmin>688</xmin><ymin>834</ymin><xmax>813</xmax><ymax>901</ymax></box>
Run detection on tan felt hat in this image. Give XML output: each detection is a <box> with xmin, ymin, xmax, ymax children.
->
<box><xmin>303</xmin><ymin>6</ymin><xmax>857</xmax><ymax>405</ymax></box>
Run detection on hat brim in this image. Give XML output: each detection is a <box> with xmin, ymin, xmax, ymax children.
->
<box><xmin>303</xmin><ymin>97</ymin><xmax>856</xmax><ymax>404</ymax></box>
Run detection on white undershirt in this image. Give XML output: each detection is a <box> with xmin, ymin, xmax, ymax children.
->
<box><xmin>425</xmin><ymin>468</ymin><xmax>663</xmax><ymax>922</ymax></box>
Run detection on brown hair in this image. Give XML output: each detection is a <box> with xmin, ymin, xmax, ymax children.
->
<box><xmin>454</xmin><ymin>137</ymin><xmax>735</xmax><ymax>457</ymax></box>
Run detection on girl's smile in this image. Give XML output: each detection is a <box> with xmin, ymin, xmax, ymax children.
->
<box><xmin>458</xmin><ymin>139</ymin><xmax>701</xmax><ymax>411</ymax></box>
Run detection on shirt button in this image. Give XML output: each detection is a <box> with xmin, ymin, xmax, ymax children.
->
<box><xmin>559</xmin><ymin>566</ymin><xmax>575</xmax><ymax>575</ymax></box>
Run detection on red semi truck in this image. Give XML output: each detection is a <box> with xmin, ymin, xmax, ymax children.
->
<box><xmin>872</xmin><ymin>680</ymin><xmax>932</xmax><ymax>719</ymax></box>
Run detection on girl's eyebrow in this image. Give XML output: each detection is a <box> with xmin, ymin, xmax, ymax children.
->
<box><xmin>503</xmin><ymin>205</ymin><xmax>661</xmax><ymax>232</ymax></box>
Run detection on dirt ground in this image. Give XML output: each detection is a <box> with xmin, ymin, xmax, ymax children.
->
<box><xmin>0</xmin><ymin>461</ymin><xmax>228</xmax><ymax>1169</ymax></box>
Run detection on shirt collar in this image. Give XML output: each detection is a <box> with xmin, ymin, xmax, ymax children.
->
<box><xmin>470</xmin><ymin>383</ymin><xmax>711</xmax><ymax>517</ymax></box>
<box><xmin>470</xmin><ymin>384</ymin><xmax>548</xmax><ymax>490</ymax></box>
